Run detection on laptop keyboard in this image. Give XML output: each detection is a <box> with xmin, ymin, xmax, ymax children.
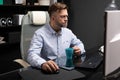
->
<box><xmin>75</xmin><ymin>51</ymin><xmax>103</xmax><ymax>69</ymax></box>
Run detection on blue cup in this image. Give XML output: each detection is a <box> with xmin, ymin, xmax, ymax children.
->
<box><xmin>65</xmin><ymin>48</ymin><xmax>74</xmax><ymax>67</ymax></box>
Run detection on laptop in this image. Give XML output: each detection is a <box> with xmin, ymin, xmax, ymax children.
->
<box><xmin>74</xmin><ymin>49</ymin><xmax>103</xmax><ymax>69</ymax></box>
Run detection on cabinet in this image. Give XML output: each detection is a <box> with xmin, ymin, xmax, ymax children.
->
<box><xmin>0</xmin><ymin>5</ymin><xmax>49</xmax><ymax>46</ymax></box>
<box><xmin>0</xmin><ymin>5</ymin><xmax>49</xmax><ymax>73</ymax></box>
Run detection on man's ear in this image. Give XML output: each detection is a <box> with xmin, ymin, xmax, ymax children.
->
<box><xmin>51</xmin><ymin>16</ymin><xmax>55</xmax><ymax>21</ymax></box>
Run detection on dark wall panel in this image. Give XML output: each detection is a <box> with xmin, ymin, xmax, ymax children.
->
<box><xmin>64</xmin><ymin>0</ymin><xmax>116</xmax><ymax>50</ymax></box>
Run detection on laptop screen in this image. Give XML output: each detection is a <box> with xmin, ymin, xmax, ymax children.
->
<box><xmin>104</xmin><ymin>10</ymin><xmax>120</xmax><ymax>76</ymax></box>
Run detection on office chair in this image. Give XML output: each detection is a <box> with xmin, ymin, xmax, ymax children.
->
<box><xmin>14</xmin><ymin>11</ymin><xmax>49</xmax><ymax>68</ymax></box>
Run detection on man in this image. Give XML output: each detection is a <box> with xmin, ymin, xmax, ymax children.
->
<box><xmin>27</xmin><ymin>2</ymin><xmax>85</xmax><ymax>73</ymax></box>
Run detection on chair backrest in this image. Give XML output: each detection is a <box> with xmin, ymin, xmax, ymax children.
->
<box><xmin>21</xmin><ymin>11</ymin><xmax>49</xmax><ymax>61</ymax></box>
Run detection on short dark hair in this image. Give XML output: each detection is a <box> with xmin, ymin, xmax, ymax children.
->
<box><xmin>48</xmin><ymin>2</ymin><xmax>68</xmax><ymax>17</ymax></box>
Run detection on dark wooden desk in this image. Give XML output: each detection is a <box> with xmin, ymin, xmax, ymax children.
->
<box><xmin>0</xmin><ymin>48</ymin><xmax>104</xmax><ymax>80</ymax></box>
<box><xmin>0</xmin><ymin>64</ymin><xmax>103</xmax><ymax>80</ymax></box>
<box><xmin>77</xmin><ymin>62</ymin><xmax>104</xmax><ymax>80</ymax></box>
<box><xmin>0</xmin><ymin>68</ymin><xmax>22</xmax><ymax>80</ymax></box>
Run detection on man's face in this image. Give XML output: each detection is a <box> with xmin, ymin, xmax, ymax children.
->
<box><xmin>54</xmin><ymin>9</ymin><xmax>68</xmax><ymax>28</ymax></box>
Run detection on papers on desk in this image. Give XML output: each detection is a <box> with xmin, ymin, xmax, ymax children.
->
<box><xmin>0</xmin><ymin>36</ymin><xmax>5</xmax><ymax>44</ymax></box>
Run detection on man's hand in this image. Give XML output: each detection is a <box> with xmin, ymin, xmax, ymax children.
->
<box><xmin>41</xmin><ymin>60</ymin><xmax>59</xmax><ymax>73</ymax></box>
<box><xmin>72</xmin><ymin>46</ymin><xmax>81</xmax><ymax>56</ymax></box>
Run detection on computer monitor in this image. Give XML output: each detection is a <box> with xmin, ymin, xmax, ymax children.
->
<box><xmin>104</xmin><ymin>10</ymin><xmax>120</xmax><ymax>76</ymax></box>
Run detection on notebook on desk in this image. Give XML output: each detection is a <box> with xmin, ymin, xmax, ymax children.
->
<box><xmin>74</xmin><ymin>50</ymin><xmax>103</xmax><ymax>69</ymax></box>
<box><xmin>19</xmin><ymin>67</ymin><xmax>85</xmax><ymax>80</ymax></box>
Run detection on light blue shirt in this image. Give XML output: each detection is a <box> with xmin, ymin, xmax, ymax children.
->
<box><xmin>27</xmin><ymin>24</ymin><xmax>85</xmax><ymax>68</ymax></box>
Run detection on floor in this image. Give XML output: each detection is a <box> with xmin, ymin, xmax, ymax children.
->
<box><xmin>0</xmin><ymin>43</ymin><xmax>22</xmax><ymax>74</ymax></box>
